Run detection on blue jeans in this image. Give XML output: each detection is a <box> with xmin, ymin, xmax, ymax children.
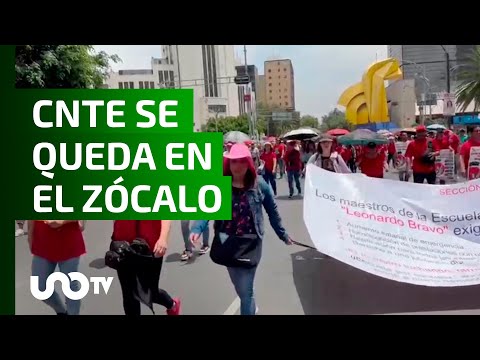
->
<box><xmin>31</xmin><ymin>255</ymin><xmax>81</xmax><ymax>315</ymax></box>
<box><xmin>181</xmin><ymin>220</ymin><xmax>209</xmax><ymax>252</ymax></box>
<box><xmin>262</xmin><ymin>170</ymin><xmax>277</xmax><ymax>195</ymax></box>
<box><xmin>227</xmin><ymin>266</ymin><xmax>257</xmax><ymax>315</ymax></box>
<box><xmin>287</xmin><ymin>170</ymin><xmax>301</xmax><ymax>196</ymax></box>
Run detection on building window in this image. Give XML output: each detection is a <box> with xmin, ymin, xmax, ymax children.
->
<box><xmin>202</xmin><ymin>45</ymin><xmax>219</xmax><ymax>97</ymax></box>
<box><xmin>278</xmin><ymin>76</ymin><xmax>281</xmax><ymax>79</ymax></box>
<box><xmin>269</xmin><ymin>83</ymin><xmax>272</xmax><ymax>87</ymax></box>
<box><xmin>269</xmin><ymin>76</ymin><xmax>271</xmax><ymax>79</ymax></box>
<box><xmin>123</xmin><ymin>82</ymin><xmax>130</xmax><ymax>89</ymax></box>
<box><xmin>129</xmin><ymin>82</ymin><xmax>134</xmax><ymax>89</ymax></box>
<box><xmin>268</xmin><ymin>69</ymin><xmax>271</xmax><ymax>73</ymax></box>
<box><xmin>279</xmin><ymin>96</ymin><xmax>281</xmax><ymax>99</ymax></box>
<box><xmin>278</xmin><ymin>69</ymin><xmax>280</xmax><ymax>72</ymax></box>
<box><xmin>118</xmin><ymin>82</ymin><xmax>123</xmax><ymax>89</ymax></box>
<box><xmin>285</xmin><ymin>102</ymin><xmax>288</xmax><ymax>106</ymax></box>
<box><xmin>278</xmin><ymin>82</ymin><xmax>281</xmax><ymax>86</ymax></box>
<box><xmin>150</xmin><ymin>81</ymin><xmax>155</xmax><ymax>89</ymax></box>
<box><xmin>284</xmin><ymin>75</ymin><xmax>287</xmax><ymax>79</ymax></box>
<box><xmin>144</xmin><ymin>82</ymin><xmax>150</xmax><ymax>89</ymax></box>
<box><xmin>139</xmin><ymin>82</ymin><xmax>144</xmax><ymax>89</ymax></box>
<box><xmin>285</xmin><ymin>95</ymin><xmax>288</xmax><ymax>98</ymax></box>
<box><xmin>284</xmin><ymin>68</ymin><xmax>287</xmax><ymax>71</ymax></box>
<box><xmin>269</xmin><ymin>90</ymin><xmax>272</xmax><ymax>93</ymax></box>
<box><xmin>159</xmin><ymin>71</ymin><xmax>164</xmax><ymax>84</ymax></box>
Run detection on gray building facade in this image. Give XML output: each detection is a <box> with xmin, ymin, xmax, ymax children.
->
<box><xmin>388</xmin><ymin>45</ymin><xmax>476</xmax><ymax>97</ymax></box>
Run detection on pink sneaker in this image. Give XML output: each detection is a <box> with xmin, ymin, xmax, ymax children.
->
<box><xmin>166</xmin><ymin>298</ymin><xmax>181</xmax><ymax>315</ymax></box>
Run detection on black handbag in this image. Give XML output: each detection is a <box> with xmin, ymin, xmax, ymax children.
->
<box><xmin>210</xmin><ymin>233</ymin><xmax>262</xmax><ymax>269</ymax></box>
<box><xmin>104</xmin><ymin>240</ymin><xmax>131</xmax><ymax>270</ymax></box>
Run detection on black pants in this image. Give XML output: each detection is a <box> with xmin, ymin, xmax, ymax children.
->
<box><xmin>413</xmin><ymin>172</ymin><xmax>436</xmax><ymax>184</ymax></box>
<box><xmin>117</xmin><ymin>257</ymin><xmax>174</xmax><ymax>315</ymax></box>
<box><xmin>388</xmin><ymin>154</ymin><xmax>394</xmax><ymax>166</ymax></box>
<box><xmin>348</xmin><ymin>159</ymin><xmax>356</xmax><ymax>173</ymax></box>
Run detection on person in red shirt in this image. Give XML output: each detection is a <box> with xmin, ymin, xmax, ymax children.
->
<box><xmin>432</xmin><ymin>129</ymin><xmax>450</xmax><ymax>150</ymax></box>
<box><xmin>387</xmin><ymin>137</ymin><xmax>397</xmax><ymax>169</ymax></box>
<box><xmin>28</xmin><ymin>220</ymin><xmax>86</xmax><ymax>315</ymax></box>
<box><xmin>260</xmin><ymin>141</ymin><xmax>277</xmax><ymax>196</ymax></box>
<box><xmin>357</xmin><ymin>142</ymin><xmax>387</xmax><ymax>178</ymax></box>
<box><xmin>111</xmin><ymin>220</ymin><xmax>181</xmax><ymax>315</ymax></box>
<box><xmin>405</xmin><ymin>125</ymin><xmax>440</xmax><ymax>184</ymax></box>
<box><xmin>459</xmin><ymin>126</ymin><xmax>480</xmax><ymax>180</ymax></box>
<box><xmin>274</xmin><ymin>140</ymin><xmax>286</xmax><ymax>179</ymax></box>
<box><xmin>284</xmin><ymin>141</ymin><xmax>302</xmax><ymax>198</ymax></box>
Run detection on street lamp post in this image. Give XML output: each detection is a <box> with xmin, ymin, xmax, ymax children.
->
<box><xmin>440</xmin><ymin>45</ymin><xmax>452</xmax><ymax>128</ymax></box>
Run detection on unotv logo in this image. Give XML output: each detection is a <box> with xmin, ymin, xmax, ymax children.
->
<box><xmin>30</xmin><ymin>272</ymin><xmax>114</xmax><ymax>301</ymax></box>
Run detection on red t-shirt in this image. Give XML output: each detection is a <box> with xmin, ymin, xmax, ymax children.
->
<box><xmin>112</xmin><ymin>220</ymin><xmax>163</xmax><ymax>251</ymax></box>
<box><xmin>284</xmin><ymin>149</ymin><xmax>302</xmax><ymax>171</ymax></box>
<box><xmin>32</xmin><ymin>221</ymin><xmax>86</xmax><ymax>263</ymax></box>
<box><xmin>341</xmin><ymin>147</ymin><xmax>352</xmax><ymax>162</ymax></box>
<box><xmin>260</xmin><ymin>151</ymin><xmax>276</xmax><ymax>172</ymax></box>
<box><xmin>387</xmin><ymin>143</ymin><xmax>396</xmax><ymax>155</ymax></box>
<box><xmin>405</xmin><ymin>139</ymin><xmax>439</xmax><ymax>174</ymax></box>
<box><xmin>432</xmin><ymin>136</ymin><xmax>450</xmax><ymax>150</ymax></box>
<box><xmin>275</xmin><ymin>143</ymin><xmax>286</xmax><ymax>159</ymax></box>
<box><xmin>449</xmin><ymin>133</ymin><xmax>460</xmax><ymax>153</ymax></box>
<box><xmin>358</xmin><ymin>152</ymin><xmax>385</xmax><ymax>178</ymax></box>
<box><xmin>460</xmin><ymin>138</ymin><xmax>480</xmax><ymax>169</ymax></box>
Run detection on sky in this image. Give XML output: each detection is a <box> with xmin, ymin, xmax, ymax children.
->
<box><xmin>95</xmin><ymin>45</ymin><xmax>387</xmax><ymax>119</ymax></box>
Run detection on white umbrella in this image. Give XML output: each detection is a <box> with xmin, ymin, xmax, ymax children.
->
<box><xmin>427</xmin><ymin>124</ymin><xmax>446</xmax><ymax>131</ymax></box>
<box><xmin>377</xmin><ymin>129</ymin><xmax>390</xmax><ymax>134</ymax></box>
<box><xmin>282</xmin><ymin>128</ymin><xmax>319</xmax><ymax>141</ymax></box>
<box><xmin>224</xmin><ymin>131</ymin><xmax>250</xmax><ymax>143</ymax></box>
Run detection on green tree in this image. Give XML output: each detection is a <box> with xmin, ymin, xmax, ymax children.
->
<box><xmin>15</xmin><ymin>45</ymin><xmax>120</xmax><ymax>88</ymax></box>
<box><xmin>201</xmin><ymin>114</ymin><xmax>266</xmax><ymax>135</ymax></box>
<box><xmin>455</xmin><ymin>45</ymin><xmax>480</xmax><ymax>112</ymax></box>
<box><xmin>319</xmin><ymin>109</ymin><xmax>352</xmax><ymax>132</ymax></box>
<box><xmin>300</xmin><ymin>115</ymin><xmax>319</xmax><ymax>129</ymax></box>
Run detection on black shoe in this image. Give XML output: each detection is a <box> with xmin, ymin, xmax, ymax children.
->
<box><xmin>288</xmin><ymin>194</ymin><xmax>293</xmax><ymax>199</ymax></box>
<box><xmin>57</xmin><ymin>312</ymin><xmax>68</xmax><ymax>316</ymax></box>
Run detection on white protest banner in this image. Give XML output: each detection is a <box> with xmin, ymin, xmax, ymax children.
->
<box><xmin>394</xmin><ymin>141</ymin><xmax>409</xmax><ymax>171</ymax></box>
<box><xmin>304</xmin><ymin>163</ymin><xmax>480</xmax><ymax>287</ymax></box>
<box><xmin>468</xmin><ymin>146</ymin><xmax>480</xmax><ymax>180</ymax></box>
<box><xmin>435</xmin><ymin>149</ymin><xmax>455</xmax><ymax>182</ymax></box>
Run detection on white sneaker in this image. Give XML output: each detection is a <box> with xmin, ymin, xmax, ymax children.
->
<box><xmin>15</xmin><ymin>229</ymin><xmax>25</xmax><ymax>237</ymax></box>
<box><xmin>255</xmin><ymin>306</ymin><xmax>259</xmax><ymax>315</ymax></box>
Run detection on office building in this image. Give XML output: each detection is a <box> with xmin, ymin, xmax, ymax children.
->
<box><xmin>264</xmin><ymin>59</ymin><xmax>295</xmax><ymax>110</ymax></box>
<box><xmin>105</xmin><ymin>45</ymin><xmax>240</xmax><ymax>131</ymax></box>
<box><xmin>257</xmin><ymin>75</ymin><xmax>266</xmax><ymax>105</ymax></box>
<box><xmin>387</xmin><ymin>45</ymin><xmax>476</xmax><ymax>96</ymax></box>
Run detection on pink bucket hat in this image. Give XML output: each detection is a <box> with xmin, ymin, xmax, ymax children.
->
<box><xmin>224</xmin><ymin>143</ymin><xmax>252</xmax><ymax>160</ymax></box>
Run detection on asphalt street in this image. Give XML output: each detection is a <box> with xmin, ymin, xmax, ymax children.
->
<box><xmin>15</xmin><ymin>170</ymin><xmax>480</xmax><ymax>315</ymax></box>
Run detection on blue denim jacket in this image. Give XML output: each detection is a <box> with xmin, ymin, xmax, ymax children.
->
<box><xmin>191</xmin><ymin>178</ymin><xmax>289</xmax><ymax>243</ymax></box>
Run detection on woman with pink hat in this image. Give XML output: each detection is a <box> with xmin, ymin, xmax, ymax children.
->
<box><xmin>189</xmin><ymin>143</ymin><xmax>293</xmax><ymax>315</ymax></box>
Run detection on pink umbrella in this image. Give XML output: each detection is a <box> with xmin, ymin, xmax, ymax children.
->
<box><xmin>327</xmin><ymin>128</ymin><xmax>350</xmax><ymax>136</ymax></box>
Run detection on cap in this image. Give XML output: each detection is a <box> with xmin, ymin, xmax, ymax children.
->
<box><xmin>318</xmin><ymin>134</ymin><xmax>334</xmax><ymax>143</ymax></box>
<box><xmin>223</xmin><ymin>143</ymin><xmax>252</xmax><ymax>160</ymax></box>
<box><xmin>264</xmin><ymin>141</ymin><xmax>272</xmax><ymax>147</ymax></box>
<box><xmin>416</xmin><ymin>125</ymin><xmax>427</xmax><ymax>133</ymax></box>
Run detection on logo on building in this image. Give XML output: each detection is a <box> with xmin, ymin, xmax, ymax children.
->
<box><xmin>30</xmin><ymin>272</ymin><xmax>114</xmax><ymax>301</ymax></box>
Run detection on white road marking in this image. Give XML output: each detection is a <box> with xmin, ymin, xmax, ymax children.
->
<box><xmin>223</xmin><ymin>297</ymin><xmax>240</xmax><ymax>315</ymax></box>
